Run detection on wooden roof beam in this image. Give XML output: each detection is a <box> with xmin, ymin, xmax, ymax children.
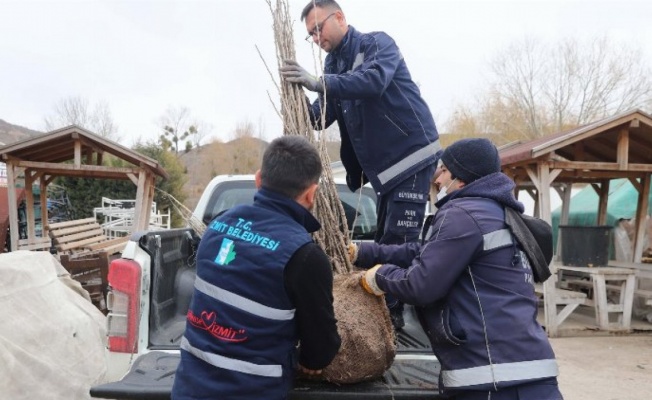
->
<box><xmin>78</xmin><ymin>137</ymin><xmax>106</xmax><ymax>161</ymax></box>
<box><xmin>12</xmin><ymin>160</ymin><xmax>141</xmax><ymax>179</ymax></box>
<box><xmin>550</xmin><ymin>160</ymin><xmax>652</xmax><ymax>172</ymax></box>
<box><xmin>629</xmin><ymin>177</ymin><xmax>642</xmax><ymax>193</ymax></box>
<box><xmin>558</xmin><ymin>138</ymin><xmax>613</xmax><ymax>162</ymax></box>
<box><xmin>23</xmin><ymin>146</ymin><xmax>73</xmax><ymax>161</ymax></box>
<box><xmin>13</xmin><ymin>143</ymin><xmax>69</xmax><ymax>159</ymax></box>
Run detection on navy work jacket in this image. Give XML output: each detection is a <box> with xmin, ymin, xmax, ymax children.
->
<box><xmin>309</xmin><ymin>26</ymin><xmax>441</xmax><ymax>194</ymax></box>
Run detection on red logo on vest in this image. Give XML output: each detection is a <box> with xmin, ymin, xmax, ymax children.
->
<box><xmin>187</xmin><ymin>310</ymin><xmax>248</xmax><ymax>342</ymax></box>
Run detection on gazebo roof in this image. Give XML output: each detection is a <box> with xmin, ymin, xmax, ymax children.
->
<box><xmin>500</xmin><ymin>109</ymin><xmax>652</xmax><ymax>185</ymax></box>
<box><xmin>0</xmin><ymin>125</ymin><xmax>168</xmax><ymax>179</ymax></box>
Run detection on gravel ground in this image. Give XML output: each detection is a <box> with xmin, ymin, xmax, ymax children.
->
<box><xmin>550</xmin><ymin>335</ymin><xmax>652</xmax><ymax>400</ymax></box>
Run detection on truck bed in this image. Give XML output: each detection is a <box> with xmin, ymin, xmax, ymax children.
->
<box><xmin>93</xmin><ymin>219</ymin><xmax>444</xmax><ymax>399</ymax></box>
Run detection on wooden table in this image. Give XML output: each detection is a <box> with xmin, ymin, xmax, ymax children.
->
<box><xmin>557</xmin><ymin>265</ymin><xmax>635</xmax><ymax>330</ymax></box>
<box><xmin>608</xmin><ymin>260</ymin><xmax>652</xmax><ymax>280</ymax></box>
<box><xmin>608</xmin><ymin>261</ymin><xmax>652</xmax><ymax>306</ymax></box>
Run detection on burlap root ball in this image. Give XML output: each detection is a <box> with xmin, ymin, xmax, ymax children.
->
<box><xmin>321</xmin><ymin>272</ymin><xmax>397</xmax><ymax>384</ymax></box>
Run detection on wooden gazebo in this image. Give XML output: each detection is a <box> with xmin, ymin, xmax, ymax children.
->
<box><xmin>501</xmin><ymin>109</ymin><xmax>652</xmax><ymax>261</ymax></box>
<box><xmin>500</xmin><ymin>109</ymin><xmax>652</xmax><ymax>335</ymax></box>
<box><xmin>0</xmin><ymin>125</ymin><xmax>168</xmax><ymax>251</ymax></box>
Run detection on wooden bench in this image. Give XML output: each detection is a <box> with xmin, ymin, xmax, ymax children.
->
<box><xmin>535</xmin><ymin>282</ymin><xmax>587</xmax><ymax>336</ymax></box>
<box><xmin>567</xmin><ymin>279</ymin><xmax>652</xmax><ymax>307</ymax></box>
<box><xmin>48</xmin><ymin>218</ymin><xmax>128</xmax><ymax>256</ymax></box>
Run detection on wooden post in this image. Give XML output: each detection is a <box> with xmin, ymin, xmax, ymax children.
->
<box><xmin>74</xmin><ymin>139</ymin><xmax>82</xmax><ymax>167</ymax></box>
<box><xmin>24</xmin><ymin>170</ymin><xmax>36</xmax><ymax>241</ymax></box>
<box><xmin>133</xmin><ymin>170</ymin><xmax>157</xmax><ymax>232</ymax></box>
<box><xmin>40</xmin><ymin>175</ymin><xmax>49</xmax><ymax>238</ymax></box>
<box><xmin>6</xmin><ymin>163</ymin><xmax>19</xmax><ymax>251</ymax></box>
<box><xmin>597</xmin><ymin>180</ymin><xmax>610</xmax><ymax>226</ymax></box>
<box><xmin>146</xmin><ymin>174</ymin><xmax>156</xmax><ymax>229</ymax></box>
<box><xmin>632</xmin><ymin>175</ymin><xmax>651</xmax><ymax>263</ymax></box>
<box><xmin>133</xmin><ymin>171</ymin><xmax>147</xmax><ymax>233</ymax></box>
<box><xmin>554</xmin><ymin>183</ymin><xmax>573</xmax><ymax>260</ymax></box>
<box><xmin>538</xmin><ymin>163</ymin><xmax>552</xmax><ymax>224</ymax></box>
<box><xmin>531</xmin><ymin>162</ymin><xmax>558</xmax><ymax>336</ymax></box>
<box><xmin>617</xmin><ymin>127</ymin><xmax>629</xmax><ymax>170</ymax></box>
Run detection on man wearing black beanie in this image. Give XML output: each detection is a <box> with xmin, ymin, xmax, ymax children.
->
<box><xmin>353</xmin><ymin>138</ymin><xmax>563</xmax><ymax>400</ymax></box>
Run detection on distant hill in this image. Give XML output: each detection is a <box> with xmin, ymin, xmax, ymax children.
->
<box><xmin>0</xmin><ymin>119</ymin><xmax>43</xmax><ymax>146</ymax></box>
<box><xmin>179</xmin><ymin>136</ymin><xmax>341</xmax><ymax>210</ymax></box>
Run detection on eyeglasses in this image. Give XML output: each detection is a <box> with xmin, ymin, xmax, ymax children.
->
<box><xmin>304</xmin><ymin>12</ymin><xmax>336</xmax><ymax>42</ymax></box>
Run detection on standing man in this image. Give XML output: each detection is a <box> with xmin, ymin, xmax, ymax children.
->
<box><xmin>172</xmin><ymin>136</ymin><xmax>341</xmax><ymax>400</ymax></box>
<box><xmin>281</xmin><ymin>0</ymin><xmax>441</xmax><ymax>328</ymax></box>
<box><xmin>354</xmin><ymin>138</ymin><xmax>563</xmax><ymax>400</ymax></box>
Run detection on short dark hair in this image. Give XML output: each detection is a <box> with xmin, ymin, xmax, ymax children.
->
<box><xmin>301</xmin><ymin>0</ymin><xmax>342</xmax><ymax>21</ymax></box>
<box><xmin>261</xmin><ymin>135</ymin><xmax>322</xmax><ymax>199</ymax></box>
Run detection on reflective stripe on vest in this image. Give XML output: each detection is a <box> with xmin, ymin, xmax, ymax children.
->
<box><xmin>181</xmin><ymin>337</ymin><xmax>282</xmax><ymax>378</ymax></box>
<box><xmin>483</xmin><ymin>229</ymin><xmax>512</xmax><ymax>251</ymax></box>
<box><xmin>195</xmin><ymin>276</ymin><xmax>295</xmax><ymax>321</ymax></box>
<box><xmin>442</xmin><ymin>359</ymin><xmax>559</xmax><ymax>388</ymax></box>
<box><xmin>377</xmin><ymin>140</ymin><xmax>441</xmax><ymax>185</ymax></box>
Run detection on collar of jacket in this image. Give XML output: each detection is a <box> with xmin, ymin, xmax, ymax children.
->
<box><xmin>254</xmin><ymin>187</ymin><xmax>321</xmax><ymax>233</ymax></box>
<box><xmin>329</xmin><ymin>25</ymin><xmax>358</xmax><ymax>63</ymax></box>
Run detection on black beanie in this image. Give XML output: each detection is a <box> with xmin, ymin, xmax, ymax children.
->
<box><xmin>440</xmin><ymin>138</ymin><xmax>501</xmax><ymax>184</ymax></box>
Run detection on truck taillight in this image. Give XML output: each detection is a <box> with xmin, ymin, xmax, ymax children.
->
<box><xmin>107</xmin><ymin>258</ymin><xmax>141</xmax><ymax>353</ymax></box>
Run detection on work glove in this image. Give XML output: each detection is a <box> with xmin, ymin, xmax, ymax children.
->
<box><xmin>359</xmin><ymin>265</ymin><xmax>384</xmax><ymax>296</ymax></box>
<box><xmin>280</xmin><ymin>60</ymin><xmax>324</xmax><ymax>93</ymax></box>
<box><xmin>347</xmin><ymin>242</ymin><xmax>358</xmax><ymax>264</ymax></box>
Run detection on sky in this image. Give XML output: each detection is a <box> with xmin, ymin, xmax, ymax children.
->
<box><xmin>1</xmin><ymin>0</ymin><xmax>652</xmax><ymax>147</ymax></box>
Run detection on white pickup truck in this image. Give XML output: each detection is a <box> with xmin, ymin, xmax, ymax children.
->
<box><xmin>90</xmin><ymin>175</ymin><xmax>442</xmax><ymax>399</ymax></box>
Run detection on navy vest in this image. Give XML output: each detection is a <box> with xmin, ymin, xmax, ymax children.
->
<box><xmin>172</xmin><ymin>189</ymin><xmax>317</xmax><ymax>400</ymax></box>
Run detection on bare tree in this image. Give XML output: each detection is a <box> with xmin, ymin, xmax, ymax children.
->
<box><xmin>256</xmin><ymin>115</ymin><xmax>267</xmax><ymax>140</ymax></box>
<box><xmin>228</xmin><ymin>119</ymin><xmax>265</xmax><ymax>174</ymax></box>
<box><xmin>545</xmin><ymin>37</ymin><xmax>652</xmax><ymax>129</ymax></box>
<box><xmin>191</xmin><ymin>120</ymin><xmax>212</xmax><ymax>149</ymax></box>
<box><xmin>44</xmin><ymin>96</ymin><xmax>119</xmax><ymax>140</ymax></box>
<box><xmin>231</xmin><ymin>120</ymin><xmax>256</xmax><ymax>140</ymax></box>
<box><xmin>159</xmin><ymin>106</ymin><xmax>199</xmax><ymax>155</ymax></box>
<box><xmin>451</xmin><ymin>36</ymin><xmax>652</xmax><ymax>140</ymax></box>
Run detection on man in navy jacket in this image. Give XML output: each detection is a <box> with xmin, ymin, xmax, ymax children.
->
<box><xmin>281</xmin><ymin>0</ymin><xmax>440</xmax><ymax>329</ymax></box>
<box><xmin>354</xmin><ymin>138</ymin><xmax>563</xmax><ymax>400</ymax></box>
<box><xmin>172</xmin><ymin>136</ymin><xmax>340</xmax><ymax>399</ymax></box>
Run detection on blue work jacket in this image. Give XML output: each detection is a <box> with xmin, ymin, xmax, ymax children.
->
<box><xmin>309</xmin><ymin>26</ymin><xmax>441</xmax><ymax>194</ymax></box>
<box><xmin>357</xmin><ymin>173</ymin><xmax>559</xmax><ymax>395</ymax></box>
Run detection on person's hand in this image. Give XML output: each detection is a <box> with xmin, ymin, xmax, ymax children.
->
<box><xmin>347</xmin><ymin>242</ymin><xmax>358</xmax><ymax>264</ymax></box>
<box><xmin>298</xmin><ymin>364</ymin><xmax>323</xmax><ymax>376</ymax></box>
<box><xmin>359</xmin><ymin>265</ymin><xmax>384</xmax><ymax>296</ymax></box>
<box><xmin>280</xmin><ymin>60</ymin><xmax>324</xmax><ymax>93</ymax></box>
